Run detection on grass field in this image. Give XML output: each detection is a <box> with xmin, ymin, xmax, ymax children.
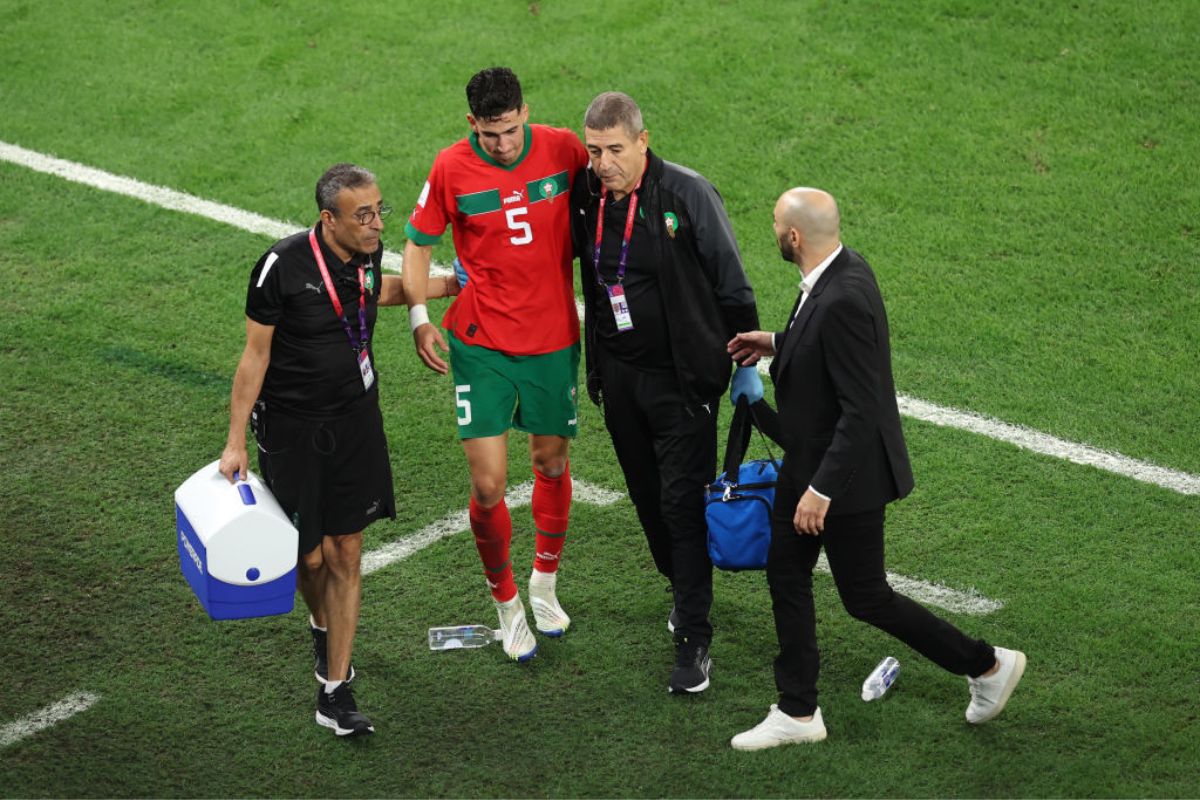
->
<box><xmin>1</xmin><ymin>1</ymin><xmax>1198</xmax><ymax>797</ymax></box>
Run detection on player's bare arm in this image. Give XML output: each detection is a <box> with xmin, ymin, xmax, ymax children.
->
<box><xmin>401</xmin><ymin>239</ymin><xmax>451</xmax><ymax>375</ymax></box>
<box><xmin>379</xmin><ymin>273</ymin><xmax>459</xmax><ymax>307</ymax></box>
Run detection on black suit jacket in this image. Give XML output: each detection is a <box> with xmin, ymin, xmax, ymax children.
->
<box><xmin>769</xmin><ymin>246</ymin><xmax>914</xmax><ymax>516</ymax></box>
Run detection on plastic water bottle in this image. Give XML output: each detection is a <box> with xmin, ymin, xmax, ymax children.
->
<box><xmin>861</xmin><ymin>656</ymin><xmax>900</xmax><ymax>701</ymax></box>
<box><xmin>427</xmin><ymin>625</ymin><xmax>500</xmax><ymax>651</ymax></box>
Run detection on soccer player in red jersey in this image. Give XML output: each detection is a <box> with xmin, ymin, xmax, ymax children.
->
<box><xmin>401</xmin><ymin>67</ymin><xmax>588</xmax><ymax>661</ymax></box>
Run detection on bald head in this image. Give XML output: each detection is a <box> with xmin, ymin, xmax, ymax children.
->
<box><xmin>773</xmin><ymin>187</ymin><xmax>841</xmax><ymax>270</ymax></box>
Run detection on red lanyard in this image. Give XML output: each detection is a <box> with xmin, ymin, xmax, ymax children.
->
<box><xmin>308</xmin><ymin>228</ymin><xmax>368</xmax><ymax>351</ymax></box>
<box><xmin>591</xmin><ymin>172</ymin><xmax>645</xmax><ymax>287</ymax></box>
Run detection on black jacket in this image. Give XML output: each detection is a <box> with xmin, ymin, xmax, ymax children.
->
<box><xmin>770</xmin><ymin>246</ymin><xmax>914</xmax><ymax>515</ymax></box>
<box><xmin>570</xmin><ymin>150</ymin><xmax>759</xmax><ymax>408</ymax></box>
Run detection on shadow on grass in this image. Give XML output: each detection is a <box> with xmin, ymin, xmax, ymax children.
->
<box><xmin>101</xmin><ymin>345</ymin><xmax>228</xmax><ymax>394</ymax></box>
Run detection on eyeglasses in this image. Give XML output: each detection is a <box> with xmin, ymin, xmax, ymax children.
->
<box><xmin>350</xmin><ymin>204</ymin><xmax>393</xmax><ymax>225</ymax></box>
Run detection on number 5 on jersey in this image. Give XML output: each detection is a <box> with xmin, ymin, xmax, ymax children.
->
<box><xmin>506</xmin><ymin>207</ymin><xmax>532</xmax><ymax>245</ymax></box>
<box><xmin>455</xmin><ymin>384</ymin><xmax>473</xmax><ymax>426</ymax></box>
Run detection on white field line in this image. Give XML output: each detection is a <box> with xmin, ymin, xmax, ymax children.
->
<box><xmin>0</xmin><ymin>692</ymin><xmax>100</xmax><ymax>749</ymax></box>
<box><xmin>0</xmin><ymin>140</ymin><xmax>435</xmax><ymax>278</ymax></box>
<box><xmin>814</xmin><ymin>554</ymin><xmax>1002</xmax><ymax>615</ymax></box>
<box><xmin>361</xmin><ymin>479</ymin><xmax>623</xmax><ymax>576</ymax></box>
<box><xmin>753</xmin><ymin>358</ymin><xmax>1199</xmax><ymax>496</ymax></box>
<box><xmin>896</xmin><ymin>395</ymin><xmax>1200</xmax><ymax>496</ymax></box>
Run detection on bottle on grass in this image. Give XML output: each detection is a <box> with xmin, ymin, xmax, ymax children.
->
<box><xmin>428</xmin><ymin>625</ymin><xmax>501</xmax><ymax>651</ymax></box>
<box><xmin>862</xmin><ymin>656</ymin><xmax>900</xmax><ymax>701</ymax></box>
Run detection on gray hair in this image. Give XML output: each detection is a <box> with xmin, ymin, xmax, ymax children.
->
<box><xmin>315</xmin><ymin>163</ymin><xmax>377</xmax><ymax>213</ymax></box>
<box><xmin>583</xmin><ymin>92</ymin><xmax>644</xmax><ymax>138</ymax></box>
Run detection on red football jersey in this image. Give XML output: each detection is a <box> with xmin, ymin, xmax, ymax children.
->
<box><xmin>406</xmin><ymin>124</ymin><xmax>588</xmax><ymax>355</ymax></box>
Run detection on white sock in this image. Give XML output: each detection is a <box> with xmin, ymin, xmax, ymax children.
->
<box><xmin>310</xmin><ymin>614</ymin><xmax>327</xmax><ymax>632</ymax></box>
<box><xmin>529</xmin><ymin>570</ymin><xmax>556</xmax><ymax>588</ymax></box>
<box><xmin>324</xmin><ymin>679</ymin><xmax>343</xmax><ymax>694</ymax></box>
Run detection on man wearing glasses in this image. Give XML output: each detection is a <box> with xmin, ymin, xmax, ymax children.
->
<box><xmin>219</xmin><ymin>163</ymin><xmax>457</xmax><ymax>737</ymax></box>
<box><xmin>401</xmin><ymin>67</ymin><xmax>588</xmax><ymax>662</ymax></box>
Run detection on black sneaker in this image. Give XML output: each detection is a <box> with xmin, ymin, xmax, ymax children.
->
<box><xmin>315</xmin><ymin>683</ymin><xmax>374</xmax><ymax>736</ymax></box>
<box><xmin>664</xmin><ymin>584</ymin><xmax>678</xmax><ymax>634</ymax></box>
<box><xmin>311</xmin><ymin>625</ymin><xmax>355</xmax><ymax>685</ymax></box>
<box><xmin>668</xmin><ymin>635</ymin><xmax>712</xmax><ymax>694</ymax></box>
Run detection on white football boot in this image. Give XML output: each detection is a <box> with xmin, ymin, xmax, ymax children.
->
<box><xmin>495</xmin><ymin>594</ymin><xmax>538</xmax><ymax>662</ymax></box>
<box><xmin>528</xmin><ymin>570</ymin><xmax>571</xmax><ymax>637</ymax></box>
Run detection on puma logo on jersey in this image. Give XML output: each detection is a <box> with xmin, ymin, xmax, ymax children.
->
<box><xmin>305</xmin><ymin>282</ymin><xmax>324</xmax><ymax>295</ymax></box>
<box><xmin>503</xmin><ymin>188</ymin><xmax>526</xmax><ymax>206</ymax></box>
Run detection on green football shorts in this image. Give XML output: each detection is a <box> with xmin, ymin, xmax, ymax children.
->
<box><xmin>448</xmin><ymin>331</ymin><xmax>581</xmax><ymax>439</ymax></box>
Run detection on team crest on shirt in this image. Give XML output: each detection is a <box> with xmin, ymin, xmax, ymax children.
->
<box><xmin>539</xmin><ymin>179</ymin><xmax>558</xmax><ymax>202</ymax></box>
<box><xmin>663</xmin><ymin>212</ymin><xmax>679</xmax><ymax>238</ymax></box>
<box><xmin>364</xmin><ymin>268</ymin><xmax>375</xmax><ymax>291</ymax></box>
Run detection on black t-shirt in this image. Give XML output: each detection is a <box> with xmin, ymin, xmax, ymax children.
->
<box><xmin>588</xmin><ymin>192</ymin><xmax>673</xmax><ymax>370</ymax></box>
<box><xmin>245</xmin><ymin>223</ymin><xmax>385</xmax><ymax>418</ymax></box>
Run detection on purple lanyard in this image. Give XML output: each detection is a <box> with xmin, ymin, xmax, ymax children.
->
<box><xmin>308</xmin><ymin>228</ymin><xmax>368</xmax><ymax>351</ymax></box>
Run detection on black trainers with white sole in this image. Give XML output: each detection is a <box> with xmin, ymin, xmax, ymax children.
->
<box><xmin>316</xmin><ymin>683</ymin><xmax>374</xmax><ymax>737</ymax></box>
<box><xmin>311</xmin><ymin>625</ymin><xmax>355</xmax><ymax>685</ymax></box>
<box><xmin>668</xmin><ymin>635</ymin><xmax>712</xmax><ymax>694</ymax></box>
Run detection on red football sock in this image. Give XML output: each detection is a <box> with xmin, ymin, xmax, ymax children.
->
<box><xmin>470</xmin><ymin>497</ymin><xmax>516</xmax><ymax>602</ymax></box>
<box><xmin>532</xmin><ymin>463</ymin><xmax>571</xmax><ymax>574</ymax></box>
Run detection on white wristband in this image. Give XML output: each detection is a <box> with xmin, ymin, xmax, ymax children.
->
<box><xmin>408</xmin><ymin>303</ymin><xmax>430</xmax><ymax>331</ymax></box>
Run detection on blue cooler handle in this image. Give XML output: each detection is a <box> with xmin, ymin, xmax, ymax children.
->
<box><xmin>231</xmin><ymin>470</ymin><xmax>257</xmax><ymax>506</ymax></box>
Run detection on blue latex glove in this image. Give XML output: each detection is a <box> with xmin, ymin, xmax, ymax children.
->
<box><xmin>730</xmin><ymin>365</ymin><xmax>764</xmax><ymax>406</ymax></box>
<box><xmin>452</xmin><ymin>257</ymin><xmax>469</xmax><ymax>288</ymax></box>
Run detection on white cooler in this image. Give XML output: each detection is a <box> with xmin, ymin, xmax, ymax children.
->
<box><xmin>175</xmin><ymin>460</ymin><xmax>298</xmax><ymax>620</ymax></box>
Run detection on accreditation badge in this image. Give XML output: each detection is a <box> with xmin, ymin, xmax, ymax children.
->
<box><xmin>607</xmin><ymin>284</ymin><xmax>634</xmax><ymax>332</ymax></box>
<box><xmin>358</xmin><ymin>350</ymin><xmax>375</xmax><ymax>391</ymax></box>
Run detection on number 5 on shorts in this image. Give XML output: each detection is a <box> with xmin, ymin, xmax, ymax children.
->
<box><xmin>455</xmin><ymin>384</ymin><xmax>472</xmax><ymax>426</ymax></box>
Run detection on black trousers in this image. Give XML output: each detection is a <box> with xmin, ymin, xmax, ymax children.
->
<box><xmin>767</xmin><ymin>472</ymin><xmax>995</xmax><ymax>716</ymax></box>
<box><xmin>599</xmin><ymin>355</ymin><xmax>718</xmax><ymax>645</ymax></box>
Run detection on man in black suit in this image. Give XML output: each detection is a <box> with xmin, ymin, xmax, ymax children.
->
<box><xmin>725</xmin><ymin>187</ymin><xmax>1026</xmax><ymax>750</ymax></box>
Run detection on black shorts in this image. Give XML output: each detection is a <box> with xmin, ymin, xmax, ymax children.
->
<box><xmin>253</xmin><ymin>398</ymin><xmax>396</xmax><ymax>555</ymax></box>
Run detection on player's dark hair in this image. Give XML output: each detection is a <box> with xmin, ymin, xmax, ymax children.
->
<box><xmin>316</xmin><ymin>163</ymin><xmax>377</xmax><ymax>213</ymax></box>
<box><xmin>466</xmin><ymin>67</ymin><xmax>524</xmax><ymax>120</ymax></box>
<box><xmin>584</xmin><ymin>92</ymin><xmax>645</xmax><ymax>139</ymax></box>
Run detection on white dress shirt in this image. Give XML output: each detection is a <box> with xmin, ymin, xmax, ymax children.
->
<box><xmin>773</xmin><ymin>244</ymin><xmax>843</xmax><ymax>503</ymax></box>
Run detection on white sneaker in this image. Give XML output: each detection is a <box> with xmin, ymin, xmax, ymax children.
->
<box><xmin>966</xmin><ymin>647</ymin><xmax>1026</xmax><ymax>724</ymax></box>
<box><xmin>495</xmin><ymin>595</ymin><xmax>538</xmax><ymax>662</ymax></box>
<box><xmin>731</xmin><ymin>705</ymin><xmax>827</xmax><ymax>751</ymax></box>
<box><xmin>528</xmin><ymin>571</ymin><xmax>571</xmax><ymax>637</ymax></box>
